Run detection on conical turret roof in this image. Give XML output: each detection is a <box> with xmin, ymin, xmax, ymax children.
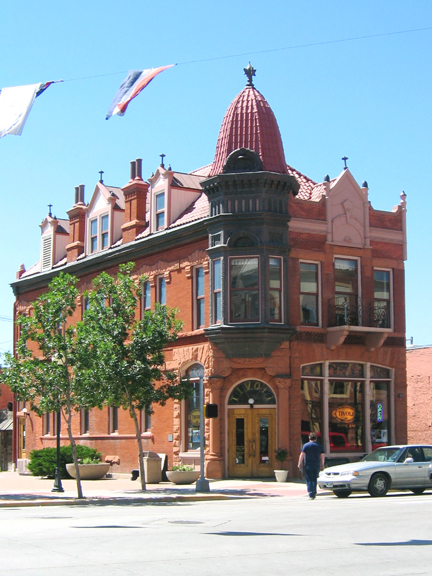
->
<box><xmin>209</xmin><ymin>76</ymin><xmax>287</xmax><ymax>176</ymax></box>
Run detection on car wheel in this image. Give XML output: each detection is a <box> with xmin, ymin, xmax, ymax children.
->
<box><xmin>411</xmin><ymin>488</ymin><xmax>425</xmax><ymax>495</ymax></box>
<box><xmin>368</xmin><ymin>473</ymin><xmax>389</xmax><ymax>497</ymax></box>
<box><xmin>333</xmin><ymin>489</ymin><xmax>352</xmax><ymax>498</ymax></box>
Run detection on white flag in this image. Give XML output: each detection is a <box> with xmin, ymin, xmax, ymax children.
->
<box><xmin>0</xmin><ymin>83</ymin><xmax>41</xmax><ymax>138</ymax></box>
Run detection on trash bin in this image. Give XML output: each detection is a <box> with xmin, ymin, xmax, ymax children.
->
<box><xmin>142</xmin><ymin>451</ymin><xmax>162</xmax><ymax>484</ymax></box>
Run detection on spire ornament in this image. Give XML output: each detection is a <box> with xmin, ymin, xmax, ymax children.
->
<box><xmin>244</xmin><ymin>63</ymin><xmax>256</xmax><ymax>87</ymax></box>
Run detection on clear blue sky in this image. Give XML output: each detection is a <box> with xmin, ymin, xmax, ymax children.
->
<box><xmin>0</xmin><ymin>0</ymin><xmax>431</xmax><ymax>357</ymax></box>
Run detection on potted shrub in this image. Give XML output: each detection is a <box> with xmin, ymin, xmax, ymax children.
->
<box><xmin>66</xmin><ymin>455</ymin><xmax>110</xmax><ymax>480</ymax></box>
<box><xmin>166</xmin><ymin>464</ymin><xmax>200</xmax><ymax>485</ymax></box>
<box><xmin>274</xmin><ymin>448</ymin><xmax>289</xmax><ymax>482</ymax></box>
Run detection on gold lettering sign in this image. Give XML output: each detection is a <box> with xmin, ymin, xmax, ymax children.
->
<box><xmin>188</xmin><ymin>409</ymin><xmax>200</xmax><ymax>426</ymax></box>
<box><xmin>332</xmin><ymin>405</ymin><xmax>355</xmax><ymax>423</ymax></box>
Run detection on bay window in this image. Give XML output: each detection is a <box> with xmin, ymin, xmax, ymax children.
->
<box><xmin>269</xmin><ymin>257</ymin><xmax>282</xmax><ymax>322</ymax></box>
<box><xmin>230</xmin><ymin>257</ymin><xmax>260</xmax><ymax>323</ymax></box>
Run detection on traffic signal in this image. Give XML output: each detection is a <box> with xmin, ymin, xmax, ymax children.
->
<box><xmin>205</xmin><ymin>403</ymin><xmax>218</xmax><ymax>418</ymax></box>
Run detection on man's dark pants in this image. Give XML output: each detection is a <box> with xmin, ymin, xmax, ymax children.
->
<box><xmin>305</xmin><ymin>465</ymin><xmax>320</xmax><ymax>498</ymax></box>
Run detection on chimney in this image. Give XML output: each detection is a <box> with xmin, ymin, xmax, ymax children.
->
<box><xmin>16</xmin><ymin>263</ymin><xmax>26</xmax><ymax>279</ymax></box>
<box><xmin>66</xmin><ymin>184</ymin><xmax>86</xmax><ymax>262</ymax></box>
<box><xmin>121</xmin><ymin>158</ymin><xmax>148</xmax><ymax>244</ymax></box>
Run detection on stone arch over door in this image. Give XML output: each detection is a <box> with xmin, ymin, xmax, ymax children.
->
<box><xmin>227</xmin><ymin>380</ymin><xmax>277</xmax><ymax>478</ymax></box>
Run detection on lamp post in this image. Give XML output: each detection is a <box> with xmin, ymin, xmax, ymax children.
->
<box><xmin>52</xmin><ymin>400</ymin><xmax>64</xmax><ymax>493</ymax></box>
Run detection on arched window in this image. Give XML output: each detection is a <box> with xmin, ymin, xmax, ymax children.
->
<box><xmin>228</xmin><ymin>380</ymin><xmax>276</xmax><ymax>405</ymax></box>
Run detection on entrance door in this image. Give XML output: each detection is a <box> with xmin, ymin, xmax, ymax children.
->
<box><xmin>228</xmin><ymin>408</ymin><xmax>276</xmax><ymax>477</ymax></box>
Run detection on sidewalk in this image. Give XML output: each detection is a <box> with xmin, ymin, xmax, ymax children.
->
<box><xmin>0</xmin><ymin>471</ymin><xmax>309</xmax><ymax>507</ymax></box>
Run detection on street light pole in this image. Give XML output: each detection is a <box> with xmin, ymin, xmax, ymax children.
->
<box><xmin>52</xmin><ymin>403</ymin><xmax>64</xmax><ymax>493</ymax></box>
<box><xmin>195</xmin><ymin>374</ymin><xmax>210</xmax><ymax>493</ymax></box>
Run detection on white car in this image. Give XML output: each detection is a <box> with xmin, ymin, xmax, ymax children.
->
<box><xmin>318</xmin><ymin>444</ymin><xmax>432</xmax><ymax>497</ymax></box>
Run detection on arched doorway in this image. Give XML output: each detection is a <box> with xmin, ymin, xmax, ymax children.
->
<box><xmin>227</xmin><ymin>380</ymin><xmax>276</xmax><ymax>477</ymax></box>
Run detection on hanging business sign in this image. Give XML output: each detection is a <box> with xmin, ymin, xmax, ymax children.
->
<box><xmin>332</xmin><ymin>405</ymin><xmax>355</xmax><ymax>423</ymax></box>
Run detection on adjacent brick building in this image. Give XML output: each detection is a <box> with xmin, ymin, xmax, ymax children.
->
<box><xmin>407</xmin><ymin>345</ymin><xmax>432</xmax><ymax>444</ymax></box>
<box><xmin>11</xmin><ymin>66</ymin><xmax>408</xmax><ymax>478</ymax></box>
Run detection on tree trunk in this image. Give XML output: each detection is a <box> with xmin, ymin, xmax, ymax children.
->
<box><xmin>130</xmin><ymin>403</ymin><xmax>146</xmax><ymax>491</ymax></box>
<box><xmin>64</xmin><ymin>409</ymin><xmax>84</xmax><ymax>499</ymax></box>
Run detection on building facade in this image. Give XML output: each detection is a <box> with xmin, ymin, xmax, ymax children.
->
<box><xmin>11</xmin><ymin>68</ymin><xmax>408</xmax><ymax>477</ymax></box>
<box><xmin>407</xmin><ymin>345</ymin><xmax>432</xmax><ymax>445</ymax></box>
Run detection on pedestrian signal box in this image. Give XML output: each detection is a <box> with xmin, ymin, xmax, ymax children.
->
<box><xmin>205</xmin><ymin>403</ymin><xmax>218</xmax><ymax>418</ymax></box>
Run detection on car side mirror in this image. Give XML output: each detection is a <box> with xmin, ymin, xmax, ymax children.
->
<box><xmin>404</xmin><ymin>457</ymin><xmax>414</xmax><ymax>464</ymax></box>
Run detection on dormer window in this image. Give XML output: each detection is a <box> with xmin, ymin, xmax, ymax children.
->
<box><xmin>89</xmin><ymin>213</ymin><xmax>109</xmax><ymax>253</ymax></box>
<box><xmin>155</xmin><ymin>192</ymin><xmax>165</xmax><ymax>230</ymax></box>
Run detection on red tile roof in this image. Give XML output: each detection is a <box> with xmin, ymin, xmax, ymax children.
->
<box><xmin>209</xmin><ymin>86</ymin><xmax>288</xmax><ymax>176</ymax></box>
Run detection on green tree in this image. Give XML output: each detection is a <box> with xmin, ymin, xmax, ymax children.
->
<box><xmin>82</xmin><ymin>262</ymin><xmax>192</xmax><ymax>490</ymax></box>
<box><xmin>0</xmin><ymin>273</ymin><xmax>105</xmax><ymax>499</ymax></box>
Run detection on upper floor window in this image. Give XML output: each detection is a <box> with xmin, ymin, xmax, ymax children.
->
<box><xmin>109</xmin><ymin>407</ymin><xmax>118</xmax><ymax>434</ymax></box>
<box><xmin>230</xmin><ymin>257</ymin><xmax>260</xmax><ymax>323</ymax></box>
<box><xmin>158</xmin><ymin>276</ymin><xmax>166</xmax><ymax>306</ymax></box>
<box><xmin>374</xmin><ymin>269</ymin><xmax>391</xmax><ymax>328</ymax></box>
<box><xmin>213</xmin><ymin>259</ymin><xmax>222</xmax><ymax>324</ymax></box>
<box><xmin>334</xmin><ymin>258</ymin><xmax>359</xmax><ymax>325</ymax></box>
<box><xmin>80</xmin><ymin>409</ymin><xmax>90</xmax><ymax>435</ymax></box>
<box><xmin>142</xmin><ymin>281</ymin><xmax>151</xmax><ymax>313</ymax></box>
<box><xmin>269</xmin><ymin>257</ymin><xmax>282</xmax><ymax>323</ymax></box>
<box><xmin>141</xmin><ymin>406</ymin><xmax>151</xmax><ymax>433</ymax></box>
<box><xmin>195</xmin><ymin>267</ymin><xmax>205</xmax><ymax>329</ymax></box>
<box><xmin>89</xmin><ymin>213</ymin><xmax>109</xmax><ymax>253</ymax></box>
<box><xmin>155</xmin><ymin>193</ymin><xmax>165</xmax><ymax>230</ymax></box>
<box><xmin>300</xmin><ymin>262</ymin><xmax>319</xmax><ymax>325</ymax></box>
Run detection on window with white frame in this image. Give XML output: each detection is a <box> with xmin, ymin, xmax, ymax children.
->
<box><xmin>374</xmin><ymin>269</ymin><xmax>392</xmax><ymax>328</ymax></box>
<box><xmin>300</xmin><ymin>261</ymin><xmax>319</xmax><ymax>325</ymax></box>
<box><xmin>195</xmin><ymin>266</ymin><xmax>205</xmax><ymax>328</ymax></box>
<box><xmin>212</xmin><ymin>258</ymin><xmax>222</xmax><ymax>324</ymax></box>
<box><xmin>230</xmin><ymin>257</ymin><xmax>260</xmax><ymax>323</ymax></box>
<box><xmin>89</xmin><ymin>213</ymin><xmax>109</xmax><ymax>253</ymax></box>
<box><xmin>334</xmin><ymin>257</ymin><xmax>360</xmax><ymax>326</ymax></box>
<box><xmin>269</xmin><ymin>257</ymin><xmax>282</xmax><ymax>323</ymax></box>
<box><xmin>155</xmin><ymin>192</ymin><xmax>165</xmax><ymax>230</ymax></box>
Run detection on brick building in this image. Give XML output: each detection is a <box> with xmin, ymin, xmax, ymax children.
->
<box><xmin>11</xmin><ymin>67</ymin><xmax>408</xmax><ymax>478</ymax></box>
<box><xmin>407</xmin><ymin>345</ymin><xmax>432</xmax><ymax>444</ymax></box>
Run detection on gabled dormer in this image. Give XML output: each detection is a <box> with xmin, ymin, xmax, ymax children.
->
<box><xmin>85</xmin><ymin>181</ymin><xmax>124</xmax><ymax>255</ymax></box>
<box><xmin>324</xmin><ymin>168</ymin><xmax>370</xmax><ymax>248</ymax></box>
<box><xmin>148</xmin><ymin>162</ymin><xmax>203</xmax><ymax>233</ymax></box>
<box><xmin>40</xmin><ymin>212</ymin><xmax>69</xmax><ymax>272</ymax></box>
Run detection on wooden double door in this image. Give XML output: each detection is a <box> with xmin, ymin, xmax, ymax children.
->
<box><xmin>228</xmin><ymin>408</ymin><xmax>276</xmax><ymax>477</ymax></box>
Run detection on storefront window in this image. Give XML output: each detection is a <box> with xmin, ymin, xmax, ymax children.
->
<box><xmin>300</xmin><ymin>362</ymin><xmax>392</xmax><ymax>454</ymax></box>
<box><xmin>300</xmin><ymin>379</ymin><xmax>323</xmax><ymax>446</ymax></box>
<box><xmin>185</xmin><ymin>364</ymin><xmax>204</xmax><ymax>450</ymax></box>
<box><xmin>329</xmin><ymin>381</ymin><xmax>363</xmax><ymax>452</ymax></box>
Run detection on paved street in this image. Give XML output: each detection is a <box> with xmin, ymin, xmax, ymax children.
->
<box><xmin>1</xmin><ymin>487</ymin><xmax>432</xmax><ymax>575</ymax></box>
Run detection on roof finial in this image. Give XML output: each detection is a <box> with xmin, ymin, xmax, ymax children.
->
<box><xmin>160</xmin><ymin>153</ymin><xmax>166</xmax><ymax>168</ymax></box>
<box><xmin>48</xmin><ymin>204</ymin><xmax>52</xmax><ymax>217</ymax></box>
<box><xmin>342</xmin><ymin>156</ymin><xmax>348</xmax><ymax>170</ymax></box>
<box><xmin>99</xmin><ymin>170</ymin><xmax>104</xmax><ymax>183</ymax></box>
<box><xmin>244</xmin><ymin>62</ymin><xmax>256</xmax><ymax>87</ymax></box>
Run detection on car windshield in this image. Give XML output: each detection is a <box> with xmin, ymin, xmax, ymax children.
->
<box><xmin>361</xmin><ymin>447</ymin><xmax>402</xmax><ymax>462</ymax></box>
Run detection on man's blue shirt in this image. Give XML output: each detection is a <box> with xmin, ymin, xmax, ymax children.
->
<box><xmin>302</xmin><ymin>440</ymin><xmax>324</xmax><ymax>468</ymax></box>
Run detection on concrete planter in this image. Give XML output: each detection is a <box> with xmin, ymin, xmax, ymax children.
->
<box><xmin>166</xmin><ymin>470</ymin><xmax>200</xmax><ymax>485</ymax></box>
<box><xmin>274</xmin><ymin>470</ymin><xmax>289</xmax><ymax>482</ymax></box>
<box><xmin>66</xmin><ymin>463</ymin><xmax>110</xmax><ymax>480</ymax></box>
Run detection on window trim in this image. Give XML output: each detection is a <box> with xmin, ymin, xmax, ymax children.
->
<box><xmin>269</xmin><ymin>256</ymin><xmax>283</xmax><ymax>324</ymax></box>
<box><xmin>155</xmin><ymin>191</ymin><xmax>165</xmax><ymax>231</ymax></box>
<box><xmin>299</xmin><ymin>260</ymin><xmax>321</xmax><ymax>327</ymax></box>
<box><xmin>194</xmin><ymin>266</ymin><xmax>205</xmax><ymax>329</ymax></box>
<box><xmin>157</xmin><ymin>276</ymin><xmax>166</xmax><ymax>306</ymax></box>
<box><xmin>89</xmin><ymin>212</ymin><xmax>110</xmax><ymax>254</ymax></box>
<box><xmin>229</xmin><ymin>255</ymin><xmax>261</xmax><ymax>324</ymax></box>
<box><xmin>373</xmin><ymin>267</ymin><xmax>393</xmax><ymax>330</ymax></box>
<box><xmin>212</xmin><ymin>258</ymin><xmax>222</xmax><ymax>325</ymax></box>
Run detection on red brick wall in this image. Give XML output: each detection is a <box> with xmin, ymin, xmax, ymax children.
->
<box><xmin>407</xmin><ymin>347</ymin><xmax>432</xmax><ymax>444</ymax></box>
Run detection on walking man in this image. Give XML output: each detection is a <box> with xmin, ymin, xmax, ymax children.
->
<box><xmin>298</xmin><ymin>432</ymin><xmax>325</xmax><ymax>499</ymax></box>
